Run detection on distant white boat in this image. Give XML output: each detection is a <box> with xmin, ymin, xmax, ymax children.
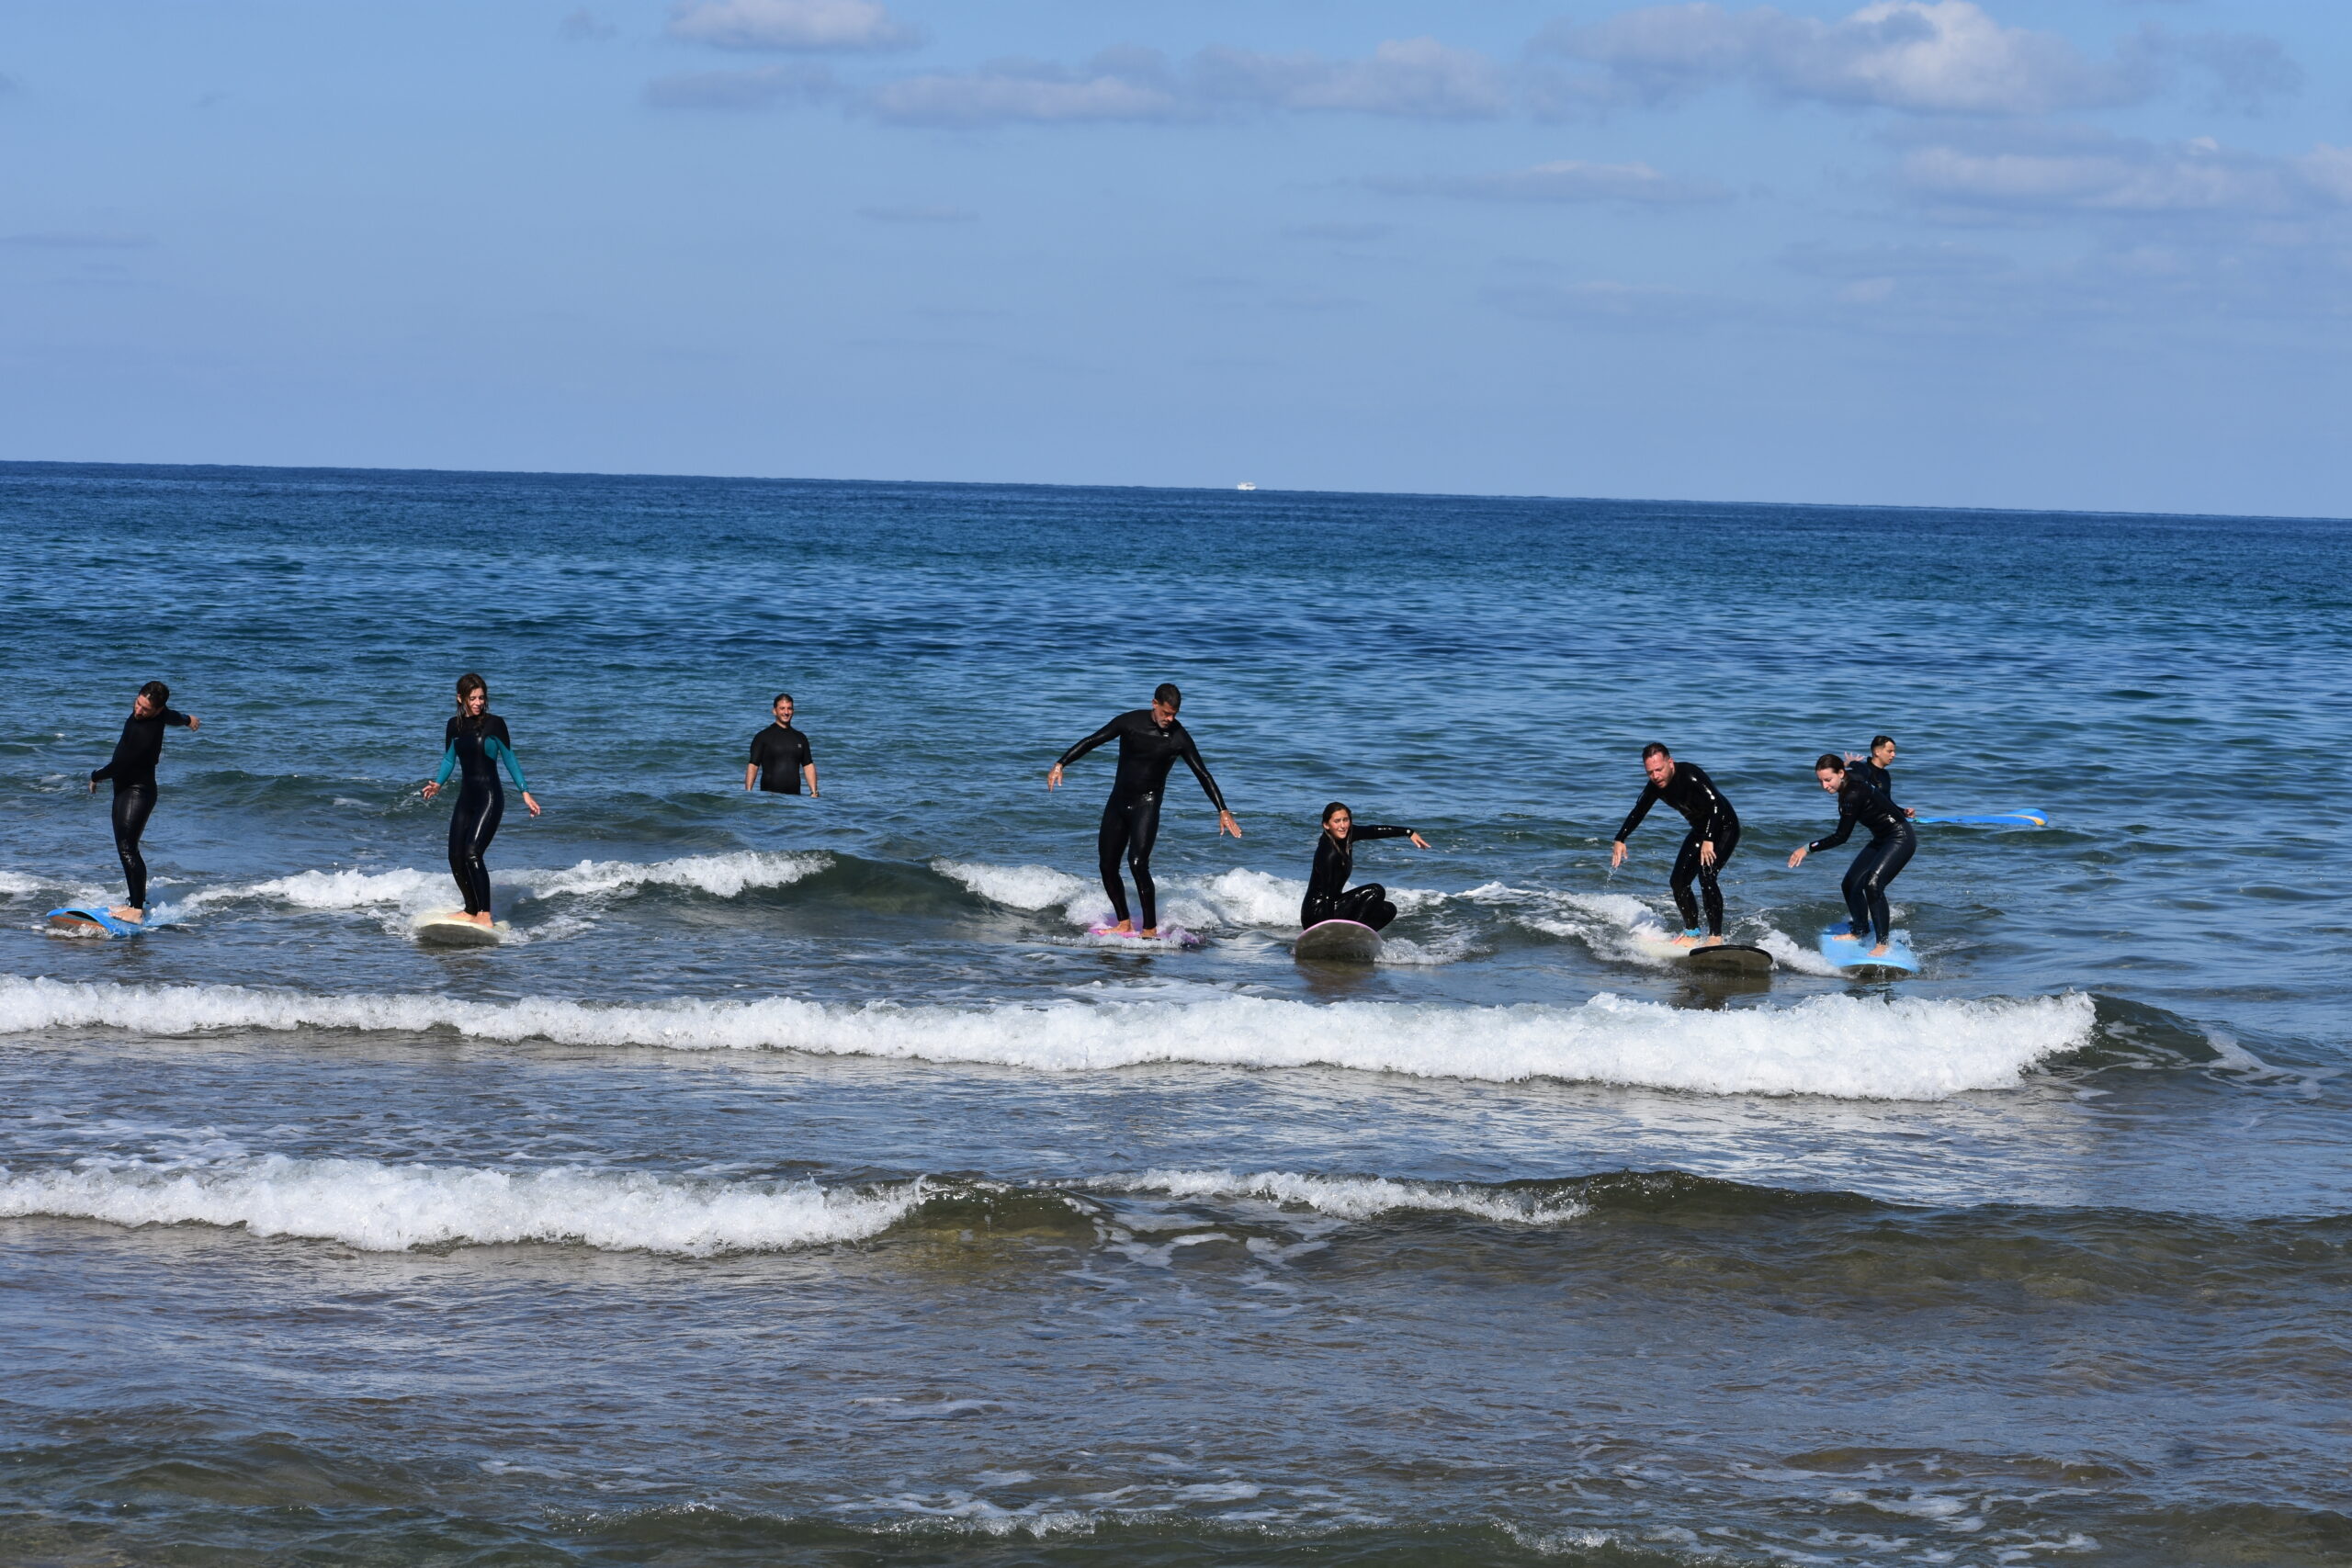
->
<box><xmin>1236</xmin><ymin>481</ymin><xmax>1257</xmax><ymax>491</ymax></box>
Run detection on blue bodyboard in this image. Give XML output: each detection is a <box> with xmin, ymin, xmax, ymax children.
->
<box><xmin>1818</xmin><ymin>925</ymin><xmax>1918</xmax><ymax>976</ymax></box>
<box><xmin>1912</xmin><ymin>807</ymin><xmax>2047</xmax><ymax>828</ymax></box>
<box><xmin>45</xmin><ymin>905</ymin><xmax>145</xmax><ymax>939</ymax></box>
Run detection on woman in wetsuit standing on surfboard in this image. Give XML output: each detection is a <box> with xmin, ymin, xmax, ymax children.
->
<box><xmin>421</xmin><ymin>673</ymin><xmax>539</xmax><ymax>929</ymax></box>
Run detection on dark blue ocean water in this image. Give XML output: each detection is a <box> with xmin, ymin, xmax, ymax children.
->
<box><xmin>1</xmin><ymin>461</ymin><xmax>2348</xmax><ymax>1565</ymax></box>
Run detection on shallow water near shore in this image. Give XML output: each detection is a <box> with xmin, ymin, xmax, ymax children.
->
<box><xmin>1</xmin><ymin>461</ymin><xmax>2348</xmax><ymax>1565</ymax></box>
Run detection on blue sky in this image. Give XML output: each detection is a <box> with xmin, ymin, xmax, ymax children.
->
<box><xmin>3</xmin><ymin>0</ymin><xmax>2346</xmax><ymax>514</ymax></box>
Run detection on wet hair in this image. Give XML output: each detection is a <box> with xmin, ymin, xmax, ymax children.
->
<box><xmin>1871</xmin><ymin>735</ymin><xmax>1895</xmax><ymax>751</ymax></box>
<box><xmin>138</xmin><ymin>680</ymin><xmax>170</xmax><ymax>707</ymax></box>
<box><xmin>1321</xmin><ymin>801</ymin><xmax>1351</xmax><ymax>826</ymax></box>
<box><xmin>1641</xmin><ymin>741</ymin><xmax>1670</xmax><ymax>761</ymax></box>
<box><xmin>774</xmin><ymin>693</ymin><xmax>794</xmax><ymax>709</ymax></box>
<box><xmin>456</xmin><ymin>672</ymin><xmax>487</xmax><ymax>710</ymax></box>
<box><xmin>1816</xmin><ymin>753</ymin><xmax>1848</xmax><ymax>773</ymax></box>
<box><xmin>1153</xmin><ymin>682</ymin><xmax>1182</xmax><ymax>710</ymax></box>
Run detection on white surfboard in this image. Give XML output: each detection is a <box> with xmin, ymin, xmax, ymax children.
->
<box><xmin>1293</xmin><ymin>919</ymin><xmax>1383</xmax><ymax>964</ymax></box>
<box><xmin>414</xmin><ymin>911</ymin><xmax>508</xmax><ymax>947</ymax></box>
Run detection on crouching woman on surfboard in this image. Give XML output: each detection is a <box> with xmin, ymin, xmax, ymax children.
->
<box><xmin>420</xmin><ymin>673</ymin><xmax>539</xmax><ymax>928</ymax></box>
<box><xmin>1302</xmin><ymin>803</ymin><xmax>1428</xmax><ymax>932</ymax></box>
<box><xmin>1789</xmin><ymin>752</ymin><xmax>1914</xmax><ymax>958</ymax></box>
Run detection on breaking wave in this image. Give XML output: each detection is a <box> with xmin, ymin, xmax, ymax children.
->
<box><xmin>0</xmin><ymin>975</ymin><xmax>2097</xmax><ymax>1099</ymax></box>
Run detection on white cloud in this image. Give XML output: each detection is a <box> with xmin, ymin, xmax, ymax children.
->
<box><xmin>1538</xmin><ymin>1</ymin><xmax>2140</xmax><ymax>115</ymax></box>
<box><xmin>868</xmin><ymin>56</ymin><xmax>1189</xmax><ymax>125</ymax></box>
<box><xmin>1193</xmin><ymin>38</ymin><xmax>1510</xmax><ymax>119</ymax></box>
<box><xmin>668</xmin><ymin>0</ymin><xmax>919</xmax><ymax>53</ymax></box>
<box><xmin>1900</xmin><ymin>134</ymin><xmax>2352</xmax><ymax>216</ymax></box>
<box><xmin>1382</xmin><ymin>159</ymin><xmax>1729</xmax><ymax>205</ymax></box>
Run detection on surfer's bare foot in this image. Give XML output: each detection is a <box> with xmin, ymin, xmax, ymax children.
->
<box><xmin>1140</xmin><ymin>927</ymin><xmax>1159</xmax><ymax>939</ymax></box>
<box><xmin>467</xmin><ymin>912</ymin><xmax>494</xmax><ymax>927</ymax></box>
<box><xmin>1668</xmin><ymin>931</ymin><xmax>1702</xmax><ymax>947</ymax></box>
<box><xmin>1869</xmin><ymin>942</ymin><xmax>1891</xmax><ymax>957</ymax></box>
<box><xmin>108</xmin><ymin>907</ymin><xmax>142</xmax><ymax>923</ymax></box>
<box><xmin>1692</xmin><ymin>935</ymin><xmax>1724</xmax><ymax>949</ymax></box>
<box><xmin>1114</xmin><ymin>920</ymin><xmax>1135</xmax><ymax>935</ymax></box>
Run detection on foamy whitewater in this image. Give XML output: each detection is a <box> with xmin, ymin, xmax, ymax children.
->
<box><xmin>0</xmin><ymin>975</ymin><xmax>2093</xmax><ymax>1098</ymax></box>
<box><xmin>3</xmin><ymin>464</ymin><xmax>2346</xmax><ymax>1568</ymax></box>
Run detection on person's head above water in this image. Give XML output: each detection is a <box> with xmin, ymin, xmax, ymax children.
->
<box><xmin>133</xmin><ymin>680</ymin><xmax>170</xmax><ymax>717</ymax></box>
<box><xmin>1815</xmin><ymin>752</ymin><xmax>1847</xmax><ymax>792</ymax></box>
<box><xmin>1641</xmin><ymin>741</ymin><xmax>1674</xmax><ymax>787</ymax></box>
<box><xmin>456</xmin><ymin>672</ymin><xmax>489</xmax><ymax>719</ymax></box>
<box><xmin>1321</xmin><ymin>801</ymin><xmax>1352</xmax><ymax>839</ymax></box>
<box><xmin>1151</xmin><ymin>682</ymin><xmax>1182</xmax><ymax>726</ymax></box>
<box><xmin>773</xmin><ymin>693</ymin><xmax>795</xmax><ymax>725</ymax></box>
<box><xmin>1871</xmin><ymin>734</ymin><xmax>1896</xmax><ymax>766</ymax></box>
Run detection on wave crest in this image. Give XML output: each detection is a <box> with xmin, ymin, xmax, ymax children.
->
<box><xmin>0</xmin><ymin>975</ymin><xmax>2096</xmax><ymax>1099</ymax></box>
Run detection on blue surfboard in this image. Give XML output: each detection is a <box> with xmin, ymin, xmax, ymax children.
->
<box><xmin>1818</xmin><ymin>925</ymin><xmax>1918</xmax><ymax>976</ymax></box>
<box><xmin>45</xmin><ymin>905</ymin><xmax>146</xmax><ymax>939</ymax></box>
<box><xmin>1912</xmin><ymin>807</ymin><xmax>2047</xmax><ymax>828</ymax></box>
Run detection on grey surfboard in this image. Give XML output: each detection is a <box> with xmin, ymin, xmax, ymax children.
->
<box><xmin>1294</xmin><ymin>919</ymin><xmax>1382</xmax><ymax>964</ymax></box>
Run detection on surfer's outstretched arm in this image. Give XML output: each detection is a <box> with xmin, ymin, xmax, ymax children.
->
<box><xmin>1176</xmin><ymin>735</ymin><xmax>1241</xmax><ymax>838</ymax></box>
<box><xmin>1047</xmin><ymin>716</ymin><xmax>1121</xmax><ymax>790</ymax></box>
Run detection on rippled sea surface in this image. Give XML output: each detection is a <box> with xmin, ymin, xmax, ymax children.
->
<box><xmin>1</xmin><ymin>461</ymin><xmax>2347</xmax><ymax>1566</ymax></box>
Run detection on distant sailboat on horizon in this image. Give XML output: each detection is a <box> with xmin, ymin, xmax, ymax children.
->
<box><xmin>1236</xmin><ymin>481</ymin><xmax>1257</xmax><ymax>491</ymax></box>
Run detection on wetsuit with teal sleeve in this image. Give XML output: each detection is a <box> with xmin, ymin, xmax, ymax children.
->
<box><xmin>1303</xmin><ymin>824</ymin><xmax>1413</xmax><ymax>931</ymax></box>
<box><xmin>1615</xmin><ymin>761</ymin><xmax>1741</xmax><ymax>937</ymax></box>
<box><xmin>1056</xmin><ymin>709</ymin><xmax>1229</xmax><ymax>931</ymax></box>
<box><xmin>437</xmin><ymin>714</ymin><xmax>527</xmax><ymax>916</ymax></box>
<box><xmin>90</xmin><ymin>707</ymin><xmax>194</xmax><ymax>909</ymax></box>
<box><xmin>1808</xmin><ymin>774</ymin><xmax>1915</xmax><ymax>946</ymax></box>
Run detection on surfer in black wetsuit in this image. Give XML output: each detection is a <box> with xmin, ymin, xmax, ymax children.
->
<box><xmin>86</xmin><ymin>681</ymin><xmax>199</xmax><ymax>922</ymax></box>
<box><xmin>1611</xmin><ymin>743</ymin><xmax>1740</xmax><ymax>947</ymax></box>
<box><xmin>744</xmin><ymin>693</ymin><xmax>818</xmax><ymax>796</ymax></box>
<box><xmin>1047</xmin><ymin>682</ymin><xmax>1240</xmax><ymax>937</ymax></box>
<box><xmin>1302</xmin><ymin>804</ymin><xmax>1428</xmax><ymax>931</ymax></box>
<box><xmin>1789</xmin><ymin>752</ymin><xmax>1915</xmax><ymax>957</ymax></box>
<box><xmin>1843</xmin><ymin>735</ymin><xmax>1916</xmax><ymax>820</ymax></box>
<box><xmin>421</xmin><ymin>673</ymin><xmax>540</xmax><ymax>927</ymax></box>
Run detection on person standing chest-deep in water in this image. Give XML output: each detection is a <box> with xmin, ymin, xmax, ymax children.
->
<box><xmin>421</xmin><ymin>672</ymin><xmax>540</xmax><ymax>928</ymax></box>
<box><xmin>1047</xmin><ymin>682</ymin><xmax>1241</xmax><ymax>938</ymax></box>
<box><xmin>1302</xmin><ymin>803</ymin><xmax>1428</xmax><ymax>931</ymax></box>
<box><xmin>1611</xmin><ymin>741</ymin><xmax>1741</xmax><ymax>948</ymax></box>
<box><xmin>744</xmin><ymin>693</ymin><xmax>818</xmax><ymax>796</ymax></box>
<box><xmin>86</xmin><ymin>680</ymin><xmax>199</xmax><ymax>923</ymax></box>
<box><xmin>1844</xmin><ymin>734</ymin><xmax>1917</xmax><ymax>820</ymax></box>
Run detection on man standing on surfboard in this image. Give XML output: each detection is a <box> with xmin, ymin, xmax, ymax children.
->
<box><xmin>1047</xmin><ymin>682</ymin><xmax>1240</xmax><ymax>939</ymax></box>
<box><xmin>1611</xmin><ymin>742</ymin><xmax>1740</xmax><ymax>949</ymax></box>
<box><xmin>85</xmin><ymin>680</ymin><xmax>199</xmax><ymax>925</ymax></box>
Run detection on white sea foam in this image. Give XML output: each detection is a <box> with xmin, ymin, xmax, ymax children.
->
<box><xmin>1114</xmin><ymin>1168</ymin><xmax>1586</xmax><ymax>1224</ymax></box>
<box><xmin>0</xmin><ymin>1154</ymin><xmax>922</xmax><ymax>1255</ymax></box>
<box><xmin>0</xmin><ymin>975</ymin><xmax>2098</xmax><ymax>1099</ymax></box>
<box><xmin>933</xmin><ymin>859</ymin><xmax>1441</xmax><ymax>932</ymax></box>
<box><xmin>181</xmin><ymin>852</ymin><xmax>830</xmax><ymax>914</ymax></box>
<box><xmin>0</xmin><ymin>872</ymin><xmax>46</xmax><ymax>897</ymax></box>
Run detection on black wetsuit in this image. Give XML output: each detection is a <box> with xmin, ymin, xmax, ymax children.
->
<box><xmin>1056</xmin><ymin>709</ymin><xmax>1229</xmax><ymax>931</ymax></box>
<box><xmin>435</xmin><ymin>715</ymin><xmax>528</xmax><ymax>917</ymax></box>
<box><xmin>749</xmin><ymin>723</ymin><xmax>813</xmax><ymax>795</ymax></box>
<box><xmin>1854</xmin><ymin>759</ymin><xmax>1896</xmax><ymax>806</ymax></box>
<box><xmin>1303</xmin><ymin>824</ymin><xmax>1414</xmax><ymax>931</ymax></box>
<box><xmin>89</xmin><ymin>707</ymin><xmax>193</xmax><ymax>908</ymax></box>
<box><xmin>1808</xmin><ymin>774</ymin><xmax>1916</xmax><ymax>945</ymax></box>
<box><xmin>1615</xmin><ymin>761</ymin><xmax>1741</xmax><ymax>937</ymax></box>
